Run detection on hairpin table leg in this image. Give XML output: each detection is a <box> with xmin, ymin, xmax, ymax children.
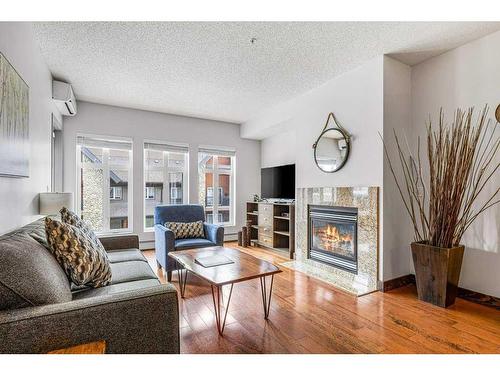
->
<box><xmin>211</xmin><ymin>283</ymin><xmax>234</xmax><ymax>335</ymax></box>
<box><xmin>176</xmin><ymin>261</ymin><xmax>188</xmax><ymax>298</ymax></box>
<box><xmin>260</xmin><ymin>275</ymin><xmax>275</xmax><ymax>319</ymax></box>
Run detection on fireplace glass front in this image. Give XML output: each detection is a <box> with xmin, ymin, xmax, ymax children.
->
<box><xmin>308</xmin><ymin>205</ymin><xmax>358</xmax><ymax>273</ymax></box>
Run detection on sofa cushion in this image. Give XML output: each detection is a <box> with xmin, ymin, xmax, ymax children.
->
<box><xmin>165</xmin><ymin>220</ymin><xmax>204</xmax><ymax>239</ymax></box>
<box><xmin>110</xmin><ymin>261</ymin><xmax>158</xmax><ymax>284</ymax></box>
<box><xmin>175</xmin><ymin>238</ymin><xmax>215</xmax><ymax>250</ymax></box>
<box><xmin>70</xmin><ymin>250</ymin><xmax>148</xmax><ymax>291</ymax></box>
<box><xmin>45</xmin><ymin>218</ymin><xmax>112</xmax><ymax>288</ymax></box>
<box><xmin>60</xmin><ymin>207</ymin><xmax>108</xmax><ymax>260</ymax></box>
<box><xmin>72</xmin><ymin>279</ymin><xmax>160</xmax><ymax>300</ymax></box>
<box><xmin>0</xmin><ymin>231</ymin><xmax>72</xmax><ymax>310</ymax></box>
<box><xmin>107</xmin><ymin>248</ymin><xmax>148</xmax><ymax>263</ymax></box>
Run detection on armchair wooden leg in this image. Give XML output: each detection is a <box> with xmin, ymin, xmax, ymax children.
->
<box><xmin>167</xmin><ymin>271</ymin><xmax>172</xmax><ymax>282</ymax></box>
<box><xmin>156</xmin><ymin>260</ymin><xmax>162</xmax><ymax>270</ymax></box>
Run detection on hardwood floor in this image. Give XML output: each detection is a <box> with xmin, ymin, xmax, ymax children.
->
<box><xmin>143</xmin><ymin>243</ymin><xmax>500</xmax><ymax>354</ymax></box>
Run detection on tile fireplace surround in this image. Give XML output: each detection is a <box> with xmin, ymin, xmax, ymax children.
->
<box><xmin>282</xmin><ymin>186</ymin><xmax>379</xmax><ymax>296</ymax></box>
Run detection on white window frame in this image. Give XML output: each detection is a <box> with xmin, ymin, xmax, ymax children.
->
<box><xmin>206</xmin><ymin>186</ymin><xmax>214</xmax><ymax>207</ymax></box>
<box><xmin>143</xmin><ymin>142</ymin><xmax>189</xmax><ymax>231</ymax></box>
<box><xmin>165</xmin><ymin>169</ymin><xmax>186</xmax><ymax>205</ymax></box>
<box><xmin>76</xmin><ymin>134</ymin><xmax>133</xmax><ymax>235</ymax></box>
<box><xmin>170</xmin><ymin>185</ymin><xmax>181</xmax><ymax>202</ymax></box>
<box><xmin>198</xmin><ymin>152</ymin><xmax>235</xmax><ymax>227</ymax></box>
<box><xmin>110</xmin><ymin>186</ymin><xmax>123</xmax><ymax>200</ymax></box>
<box><xmin>145</xmin><ymin>186</ymin><xmax>155</xmax><ymax>200</ymax></box>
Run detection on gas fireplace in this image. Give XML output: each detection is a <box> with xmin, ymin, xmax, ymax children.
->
<box><xmin>307</xmin><ymin>205</ymin><xmax>358</xmax><ymax>273</ymax></box>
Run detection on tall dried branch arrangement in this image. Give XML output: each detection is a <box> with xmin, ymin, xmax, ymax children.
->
<box><xmin>382</xmin><ymin>106</ymin><xmax>499</xmax><ymax>248</ymax></box>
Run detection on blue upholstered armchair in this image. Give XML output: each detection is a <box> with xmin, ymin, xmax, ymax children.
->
<box><xmin>154</xmin><ymin>204</ymin><xmax>224</xmax><ymax>281</ymax></box>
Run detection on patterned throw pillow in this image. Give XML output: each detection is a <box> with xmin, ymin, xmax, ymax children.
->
<box><xmin>45</xmin><ymin>217</ymin><xmax>112</xmax><ymax>288</ymax></box>
<box><xmin>165</xmin><ymin>221</ymin><xmax>204</xmax><ymax>239</ymax></box>
<box><xmin>60</xmin><ymin>207</ymin><xmax>108</xmax><ymax>259</ymax></box>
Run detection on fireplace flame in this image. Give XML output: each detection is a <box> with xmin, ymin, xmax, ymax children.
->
<box><xmin>315</xmin><ymin>224</ymin><xmax>353</xmax><ymax>252</ymax></box>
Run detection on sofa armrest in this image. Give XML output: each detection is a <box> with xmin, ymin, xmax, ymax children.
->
<box><xmin>99</xmin><ymin>234</ymin><xmax>139</xmax><ymax>251</ymax></box>
<box><xmin>0</xmin><ymin>284</ymin><xmax>179</xmax><ymax>354</ymax></box>
<box><xmin>155</xmin><ymin>224</ymin><xmax>175</xmax><ymax>250</ymax></box>
<box><xmin>204</xmin><ymin>223</ymin><xmax>224</xmax><ymax>246</ymax></box>
<box><xmin>155</xmin><ymin>224</ymin><xmax>175</xmax><ymax>269</ymax></box>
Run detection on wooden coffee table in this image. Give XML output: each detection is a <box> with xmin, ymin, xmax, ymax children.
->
<box><xmin>168</xmin><ymin>246</ymin><xmax>282</xmax><ymax>335</ymax></box>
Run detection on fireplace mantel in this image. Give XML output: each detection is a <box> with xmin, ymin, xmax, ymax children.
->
<box><xmin>282</xmin><ymin>186</ymin><xmax>379</xmax><ymax>296</ymax></box>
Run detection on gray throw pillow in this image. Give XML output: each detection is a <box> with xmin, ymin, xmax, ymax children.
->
<box><xmin>45</xmin><ymin>217</ymin><xmax>112</xmax><ymax>288</ymax></box>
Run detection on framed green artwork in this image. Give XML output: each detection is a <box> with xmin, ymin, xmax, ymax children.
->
<box><xmin>0</xmin><ymin>52</ymin><xmax>29</xmax><ymax>177</ymax></box>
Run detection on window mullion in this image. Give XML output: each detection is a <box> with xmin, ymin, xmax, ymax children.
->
<box><xmin>213</xmin><ymin>156</ymin><xmax>220</xmax><ymax>224</ymax></box>
<box><xmin>232</xmin><ymin>156</ymin><xmax>235</xmax><ymax>225</ymax></box>
<box><xmin>183</xmin><ymin>153</ymin><xmax>188</xmax><ymax>204</ymax></box>
<box><xmin>229</xmin><ymin>157</ymin><xmax>234</xmax><ymax>225</ymax></box>
<box><xmin>103</xmin><ymin>148</ymin><xmax>111</xmax><ymax>232</ymax></box>
<box><xmin>128</xmin><ymin>149</ymin><xmax>133</xmax><ymax>231</ymax></box>
<box><xmin>163</xmin><ymin>151</ymin><xmax>169</xmax><ymax>204</ymax></box>
<box><xmin>76</xmin><ymin>146</ymin><xmax>82</xmax><ymax>215</ymax></box>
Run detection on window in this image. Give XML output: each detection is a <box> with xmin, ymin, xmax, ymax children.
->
<box><xmin>145</xmin><ymin>186</ymin><xmax>155</xmax><ymax>200</ymax></box>
<box><xmin>144</xmin><ymin>142</ymin><xmax>189</xmax><ymax>229</ymax></box>
<box><xmin>77</xmin><ymin>135</ymin><xmax>133</xmax><ymax>233</ymax></box>
<box><xmin>170</xmin><ymin>185</ymin><xmax>180</xmax><ymax>201</ymax></box>
<box><xmin>198</xmin><ymin>147</ymin><xmax>235</xmax><ymax>226</ymax></box>
<box><xmin>50</xmin><ymin>126</ymin><xmax>55</xmax><ymax>191</ymax></box>
<box><xmin>110</xmin><ymin>186</ymin><xmax>123</xmax><ymax>200</ymax></box>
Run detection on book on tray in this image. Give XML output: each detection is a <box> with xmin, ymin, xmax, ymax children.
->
<box><xmin>195</xmin><ymin>254</ymin><xmax>234</xmax><ymax>268</ymax></box>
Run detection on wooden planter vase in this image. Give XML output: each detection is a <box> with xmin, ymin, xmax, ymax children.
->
<box><xmin>411</xmin><ymin>242</ymin><xmax>465</xmax><ymax>308</ymax></box>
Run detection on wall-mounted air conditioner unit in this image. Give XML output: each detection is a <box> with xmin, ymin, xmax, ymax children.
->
<box><xmin>52</xmin><ymin>81</ymin><xmax>77</xmax><ymax>116</ymax></box>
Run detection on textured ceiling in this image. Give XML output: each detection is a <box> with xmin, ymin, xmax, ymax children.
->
<box><xmin>33</xmin><ymin>22</ymin><xmax>500</xmax><ymax>124</ymax></box>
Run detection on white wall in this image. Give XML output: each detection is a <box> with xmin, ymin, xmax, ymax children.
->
<box><xmin>250</xmin><ymin>38</ymin><xmax>500</xmax><ymax>296</ymax></box>
<box><xmin>411</xmin><ymin>30</ymin><xmax>500</xmax><ymax>297</ymax></box>
<box><xmin>243</xmin><ymin>56</ymin><xmax>389</xmax><ymax>280</ymax></box>
<box><xmin>382</xmin><ymin>56</ymin><xmax>413</xmax><ymax>281</ymax></box>
<box><xmin>63</xmin><ymin>102</ymin><xmax>260</xmax><ymax>247</ymax></box>
<box><xmin>243</xmin><ymin>56</ymin><xmax>385</xmax><ymax>189</ymax></box>
<box><xmin>0</xmin><ymin>22</ymin><xmax>62</xmax><ymax>235</ymax></box>
<box><xmin>261</xmin><ymin>130</ymin><xmax>296</xmax><ymax>168</ymax></box>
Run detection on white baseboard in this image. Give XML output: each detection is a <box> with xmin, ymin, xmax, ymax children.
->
<box><xmin>140</xmin><ymin>240</ymin><xmax>155</xmax><ymax>250</ymax></box>
<box><xmin>224</xmin><ymin>233</ymin><xmax>238</xmax><ymax>242</ymax></box>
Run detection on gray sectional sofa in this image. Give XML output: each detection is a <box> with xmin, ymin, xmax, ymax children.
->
<box><xmin>0</xmin><ymin>218</ymin><xmax>179</xmax><ymax>354</ymax></box>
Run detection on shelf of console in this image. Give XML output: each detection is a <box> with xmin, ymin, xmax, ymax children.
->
<box><xmin>251</xmin><ymin>240</ymin><xmax>290</xmax><ymax>256</ymax></box>
<box><xmin>246</xmin><ymin>201</ymin><xmax>295</xmax><ymax>259</ymax></box>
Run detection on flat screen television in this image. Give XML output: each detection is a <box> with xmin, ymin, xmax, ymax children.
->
<box><xmin>261</xmin><ymin>164</ymin><xmax>295</xmax><ymax>199</ymax></box>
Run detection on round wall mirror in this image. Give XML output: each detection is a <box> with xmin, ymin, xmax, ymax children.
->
<box><xmin>313</xmin><ymin>128</ymin><xmax>350</xmax><ymax>173</ymax></box>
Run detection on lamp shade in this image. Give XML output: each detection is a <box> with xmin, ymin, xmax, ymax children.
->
<box><xmin>39</xmin><ymin>192</ymin><xmax>74</xmax><ymax>215</ymax></box>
